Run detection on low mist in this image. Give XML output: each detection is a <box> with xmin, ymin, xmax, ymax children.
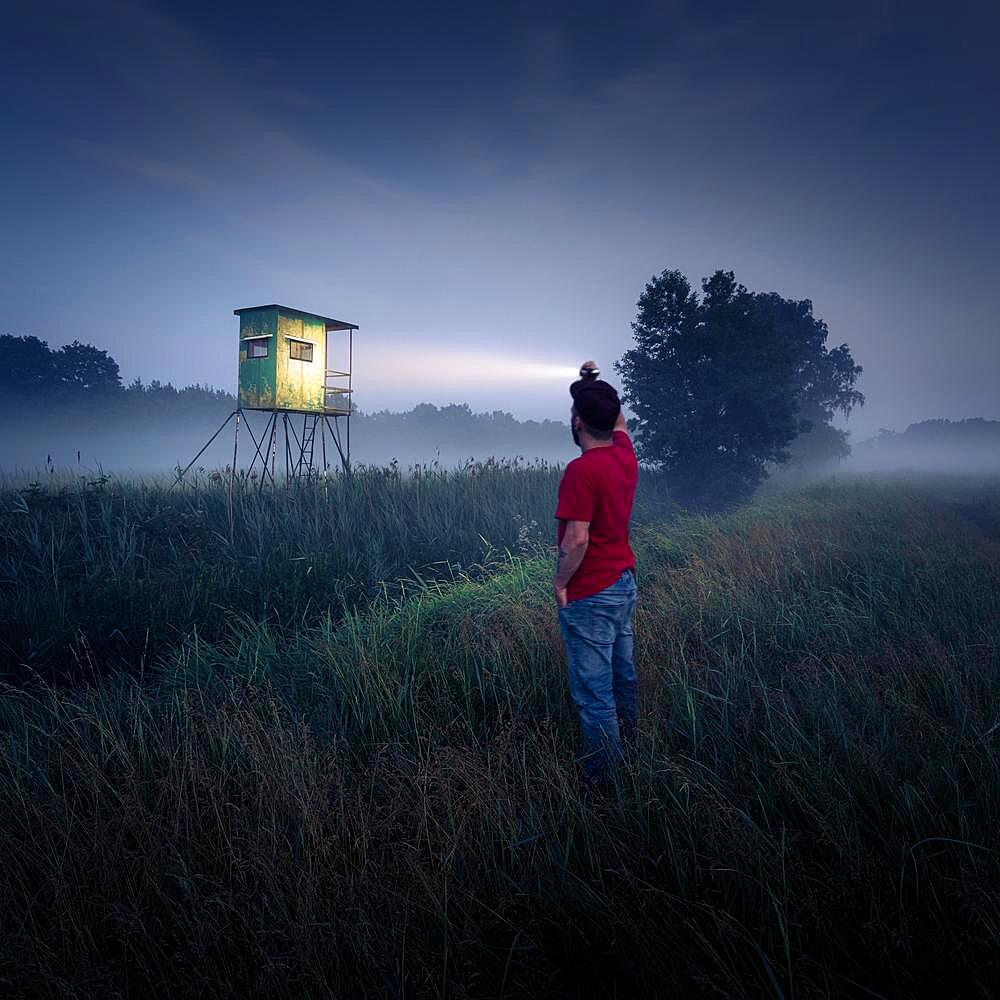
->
<box><xmin>841</xmin><ymin>419</ymin><xmax>1000</xmax><ymax>476</ymax></box>
<box><xmin>2</xmin><ymin>374</ymin><xmax>998</xmax><ymax>488</ymax></box>
<box><xmin>0</xmin><ymin>399</ymin><xmax>577</xmax><ymax>478</ymax></box>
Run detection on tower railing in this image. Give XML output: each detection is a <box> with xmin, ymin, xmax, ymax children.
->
<box><xmin>324</xmin><ymin>370</ymin><xmax>353</xmax><ymax>414</ymax></box>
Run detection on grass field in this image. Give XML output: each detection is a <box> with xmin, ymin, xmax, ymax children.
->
<box><xmin>0</xmin><ymin>462</ymin><xmax>676</xmax><ymax>683</ymax></box>
<box><xmin>2</xmin><ymin>471</ymin><xmax>999</xmax><ymax>998</ymax></box>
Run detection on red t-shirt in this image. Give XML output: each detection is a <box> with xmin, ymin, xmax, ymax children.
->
<box><xmin>555</xmin><ymin>430</ymin><xmax>638</xmax><ymax>602</ymax></box>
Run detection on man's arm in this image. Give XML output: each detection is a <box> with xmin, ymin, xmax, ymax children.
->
<box><xmin>554</xmin><ymin>519</ymin><xmax>589</xmax><ymax>607</ymax></box>
<box><xmin>614</xmin><ymin>409</ymin><xmax>631</xmax><ymax>440</ymax></box>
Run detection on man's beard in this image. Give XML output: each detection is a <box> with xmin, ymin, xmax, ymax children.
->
<box><xmin>571</xmin><ymin>423</ymin><xmax>581</xmax><ymax>448</ymax></box>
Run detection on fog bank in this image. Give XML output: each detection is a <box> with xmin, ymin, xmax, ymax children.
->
<box><xmin>844</xmin><ymin>419</ymin><xmax>1000</xmax><ymax>475</ymax></box>
<box><xmin>1</xmin><ymin>401</ymin><xmax>575</xmax><ymax>476</ymax></box>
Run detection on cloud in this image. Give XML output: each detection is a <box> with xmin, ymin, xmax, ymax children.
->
<box><xmin>66</xmin><ymin>137</ymin><xmax>209</xmax><ymax>189</ymax></box>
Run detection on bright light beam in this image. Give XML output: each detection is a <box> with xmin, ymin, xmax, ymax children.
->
<box><xmin>420</xmin><ymin>355</ymin><xmax>581</xmax><ymax>383</ymax></box>
<box><xmin>360</xmin><ymin>347</ymin><xmax>583</xmax><ymax>386</ymax></box>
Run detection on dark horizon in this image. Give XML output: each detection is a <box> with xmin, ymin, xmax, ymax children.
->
<box><xmin>3</xmin><ymin>0</ymin><xmax>998</xmax><ymax>440</ymax></box>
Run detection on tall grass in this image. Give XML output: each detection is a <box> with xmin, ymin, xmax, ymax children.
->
<box><xmin>0</xmin><ymin>461</ymin><xmax>676</xmax><ymax>681</ymax></box>
<box><xmin>1</xmin><ymin>477</ymin><xmax>999</xmax><ymax>996</ymax></box>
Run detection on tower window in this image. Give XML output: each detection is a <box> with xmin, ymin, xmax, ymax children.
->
<box><xmin>289</xmin><ymin>340</ymin><xmax>314</xmax><ymax>362</ymax></box>
<box><xmin>245</xmin><ymin>337</ymin><xmax>269</xmax><ymax>359</ymax></box>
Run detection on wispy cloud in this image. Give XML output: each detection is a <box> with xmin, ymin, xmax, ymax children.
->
<box><xmin>66</xmin><ymin>137</ymin><xmax>209</xmax><ymax>189</ymax></box>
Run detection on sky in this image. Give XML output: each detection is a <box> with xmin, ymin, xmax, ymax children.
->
<box><xmin>2</xmin><ymin>0</ymin><xmax>998</xmax><ymax>439</ymax></box>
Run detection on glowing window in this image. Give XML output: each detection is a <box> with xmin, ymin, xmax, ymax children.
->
<box><xmin>289</xmin><ymin>340</ymin><xmax>314</xmax><ymax>362</ymax></box>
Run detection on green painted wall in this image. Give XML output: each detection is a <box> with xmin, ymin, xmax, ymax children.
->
<box><xmin>237</xmin><ymin>307</ymin><xmax>278</xmax><ymax>409</ymax></box>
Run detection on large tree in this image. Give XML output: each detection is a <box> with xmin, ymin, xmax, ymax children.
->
<box><xmin>0</xmin><ymin>334</ymin><xmax>56</xmax><ymax>397</ymax></box>
<box><xmin>54</xmin><ymin>340</ymin><xmax>122</xmax><ymax>396</ymax></box>
<box><xmin>0</xmin><ymin>335</ymin><xmax>123</xmax><ymax>399</ymax></box>
<box><xmin>615</xmin><ymin>269</ymin><xmax>863</xmax><ymax>509</ymax></box>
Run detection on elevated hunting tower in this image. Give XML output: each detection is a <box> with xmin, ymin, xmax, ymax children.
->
<box><xmin>236</xmin><ymin>304</ymin><xmax>356</xmax><ymax>415</ymax></box>
<box><xmin>176</xmin><ymin>303</ymin><xmax>359</xmax><ymax>485</ymax></box>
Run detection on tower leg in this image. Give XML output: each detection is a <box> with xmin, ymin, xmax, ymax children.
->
<box><xmin>172</xmin><ymin>410</ymin><xmax>237</xmax><ymax>487</ymax></box>
<box><xmin>230</xmin><ymin>409</ymin><xmax>241</xmax><ymax>484</ymax></box>
<box><xmin>266</xmin><ymin>411</ymin><xmax>278</xmax><ymax>488</ymax></box>
<box><xmin>325</xmin><ymin>415</ymin><xmax>349</xmax><ymax>473</ymax></box>
<box><xmin>244</xmin><ymin>411</ymin><xmax>271</xmax><ymax>482</ymax></box>
<box><xmin>283</xmin><ymin>413</ymin><xmax>290</xmax><ymax>482</ymax></box>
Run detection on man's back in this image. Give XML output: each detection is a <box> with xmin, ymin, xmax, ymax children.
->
<box><xmin>556</xmin><ymin>430</ymin><xmax>638</xmax><ymax>603</ymax></box>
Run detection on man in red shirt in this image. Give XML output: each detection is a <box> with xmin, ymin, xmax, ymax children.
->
<box><xmin>555</xmin><ymin>364</ymin><xmax>639</xmax><ymax>783</ymax></box>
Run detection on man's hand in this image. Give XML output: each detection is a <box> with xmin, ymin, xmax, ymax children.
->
<box><xmin>554</xmin><ymin>583</ymin><xmax>569</xmax><ymax>608</ymax></box>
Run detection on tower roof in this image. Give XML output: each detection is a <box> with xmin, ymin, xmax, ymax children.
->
<box><xmin>234</xmin><ymin>304</ymin><xmax>358</xmax><ymax>331</ymax></box>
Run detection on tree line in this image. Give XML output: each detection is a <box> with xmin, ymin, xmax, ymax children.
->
<box><xmin>0</xmin><ymin>334</ymin><xmax>230</xmax><ymax>408</ymax></box>
<box><xmin>0</xmin><ymin>334</ymin><xmax>567</xmax><ymax>441</ymax></box>
<box><xmin>0</xmin><ymin>335</ymin><xmax>574</xmax><ymax>469</ymax></box>
<box><xmin>5</xmin><ymin>269</ymin><xmax>866</xmax><ymax>506</ymax></box>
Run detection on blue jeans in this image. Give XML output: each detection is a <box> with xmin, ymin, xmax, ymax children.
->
<box><xmin>557</xmin><ymin>569</ymin><xmax>638</xmax><ymax>779</ymax></box>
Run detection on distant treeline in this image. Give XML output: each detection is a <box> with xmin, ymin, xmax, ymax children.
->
<box><xmin>4</xmin><ymin>334</ymin><xmax>997</xmax><ymax>474</ymax></box>
<box><xmin>356</xmin><ymin>403</ymin><xmax>572</xmax><ymax>465</ymax></box>
<box><xmin>0</xmin><ymin>333</ymin><xmax>230</xmax><ymax>411</ymax></box>
<box><xmin>847</xmin><ymin>418</ymin><xmax>1000</xmax><ymax>472</ymax></box>
<box><xmin>860</xmin><ymin>418</ymin><xmax>1000</xmax><ymax>449</ymax></box>
<box><xmin>0</xmin><ymin>334</ymin><xmax>573</xmax><ymax>469</ymax></box>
